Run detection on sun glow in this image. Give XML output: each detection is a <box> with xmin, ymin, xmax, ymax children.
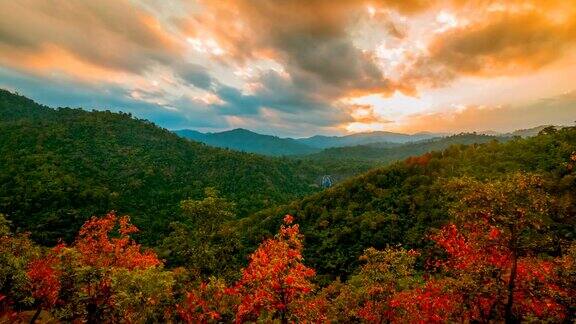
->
<box><xmin>342</xmin><ymin>92</ymin><xmax>434</xmax><ymax>133</ymax></box>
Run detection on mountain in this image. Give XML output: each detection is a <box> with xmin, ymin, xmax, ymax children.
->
<box><xmin>297</xmin><ymin>131</ymin><xmax>446</xmax><ymax>149</ymax></box>
<box><xmin>174</xmin><ymin>129</ymin><xmax>208</xmax><ymax>142</ymax></box>
<box><xmin>237</xmin><ymin>127</ymin><xmax>576</xmax><ymax>279</ymax></box>
<box><xmin>175</xmin><ymin>128</ymin><xmax>447</xmax><ymax>155</ymax></box>
<box><xmin>305</xmin><ymin>133</ymin><xmax>508</xmax><ymax>162</ymax></box>
<box><xmin>175</xmin><ymin>128</ymin><xmax>319</xmax><ymax>156</ymax></box>
<box><xmin>0</xmin><ymin>89</ymin><xmax>331</xmax><ymax>244</ymax></box>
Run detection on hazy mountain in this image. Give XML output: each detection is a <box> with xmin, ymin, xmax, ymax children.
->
<box><xmin>175</xmin><ymin>128</ymin><xmax>319</xmax><ymax>156</ymax></box>
<box><xmin>296</xmin><ymin>131</ymin><xmax>446</xmax><ymax>149</ymax></box>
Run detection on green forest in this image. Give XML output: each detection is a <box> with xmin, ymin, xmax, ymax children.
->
<box><xmin>1</xmin><ymin>90</ymin><xmax>575</xmax><ymax>323</ymax></box>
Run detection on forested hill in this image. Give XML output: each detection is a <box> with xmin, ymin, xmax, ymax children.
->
<box><xmin>238</xmin><ymin>126</ymin><xmax>576</xmax><ymax>280</ymax></box>
<box><xmin>0</xmin><ymin>89</ymin><xmax>326</xmax><ymax>244</ymax></box>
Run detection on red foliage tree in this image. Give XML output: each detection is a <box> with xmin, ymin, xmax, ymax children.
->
<box><xmin>388</xmin><ymin>280</ymin><xmax>460</xmax><ymax>323</ymax></box>
<box><xmin>27</xmin><ymin>248</ymin><xmax>61</xmax><ymax>308</ymax></box>
<box><xmin>232</xmin><ymin>214</ymin><xmax>319</xmax><ymax>323</ymax></box>
<box><xmin>177</xmin><ymin>282</ymin><xmax>223</xmax><ymax>323</ymax></box>
<box><xmin>429</xmin><ymin>222</ymin><xmax>568</xmax><ymax>322</ymax></box>
<box><xmin>26</xmin><ymin>244</ymin><xmax>64</xmax><ymax>322</ymax></box>
<box><xmin>405</xmin><ymin>152</ymin><xmax>432</xmax><ymax>167</ymax></box>
<box><xmin>26</xmin><ymin>212</ymin><xmax>163</xmax><ymax>322</ymax></box>
<box><xmin>74</xmin><ymin>212</ymin><xmax>160</xmax><ymax>269</ymax></box>
<box><xmin>418</xmin><ymin>175</ymin><xmax>569</xmax><ymax>322</ymax></box>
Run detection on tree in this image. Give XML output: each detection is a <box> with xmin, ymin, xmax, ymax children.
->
<box><xmin>423</xmin><ymin>174</ymin><xmax>569</xmax><ymax>322</ymax></box>
<box><xmin>0</xmin><ymin>214</ymin><xmax>40</xmax><ymax>321</ymax></box>
<box><xmin>232</xmin><ymin>215</ymin><xmax>320</xmax><ymax>323</ymax></box>
<box><xmin>388</xmin><ymin>279</ymin><xmax>460</xmax><ymax>323</ymax></box>
<box><xmin>27</xmin><ymin>212</ymin><xmax>167</xmax><ymax>323</ymax></box>
<box><xmin>161</xmin><ymin>188</ymin><xmax>241</xmax><ymax>278</ymax></box>
<box><xmin>27</xmin><ymin>245</ymin><xmax>62</xmax><ymax>322</ymax></box>
<box><xmin>74</xmin><ymin>212</ymin><xmax>161</xmax><ymax>270</ymax></box>
<box><xmin>176</xmin><ymin>277</ymin><xmax>238</xmax><ymax>323</ymax></box>
<box><xmin>322</xmin><ymin>247</ymin><xmax>419</xmax><ymax>322</ymax></box>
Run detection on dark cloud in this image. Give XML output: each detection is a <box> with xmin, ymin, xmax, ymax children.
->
<box><xmin>212</xmin><ymin>71</ymin><xmax>336</xmax><ymax>116</ymax></box>
<box><xmin>194</xmin><ymin>0</ymin><xmax>402</xmax><ymax>98</ymax></box>
<box><xmin>173</xmin><ymin>63</ymin><xmax>215</xmax><ymax>90</ymax></box>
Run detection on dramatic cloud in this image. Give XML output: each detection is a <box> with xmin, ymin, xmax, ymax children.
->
<box><xmin>0</xmin><ymin>0</ymin><xmax>575</xmax><ymax>136</ymax></box>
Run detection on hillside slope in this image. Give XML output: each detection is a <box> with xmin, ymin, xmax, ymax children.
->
<box><xmin>0</xmin><ymin>89</ymin><xmax>326</xmax><ymax>244</ymax></box>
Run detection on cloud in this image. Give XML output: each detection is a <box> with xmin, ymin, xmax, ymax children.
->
<box><xmin>428</xmin><ymin>12</ymin><xmax>576</xmax><ymax>76</ymax></box>
<box><xmin>173</xmin><ymin>63</ymin><xmax>215</xmax><ymax>90</ymax></box>
<box><xmin>0</xmin><ymin>0</ymin><xmax>181</xmax><ymax>75</ymax></box>
<box><xmin>189</xmin><ymin>0</ymin><xmax>407</xmax><ymax>98</ymax></box>
<box><xmin>0</xmin><ymin>0</ymin><xmax>575</xmax><ymax>136</ymax></box>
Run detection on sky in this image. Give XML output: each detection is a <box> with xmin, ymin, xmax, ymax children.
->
<box><xmin>0</xmin><ymin>0</ymin><xmax>575</xmax><ymax>137</ymax></box>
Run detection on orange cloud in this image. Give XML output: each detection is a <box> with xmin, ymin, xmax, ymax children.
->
<box><xmin>0</xmin><ymin>44</ymin><xmax>129</xmax><ymax>83</ymax></box>
<box><xmin>0</xmin><ymin>0</ymin><xmax>181</xmax><ymax>77</ymax></box>
<box><xmin>398</xmin><ymin>0</ymin><xmax>576</xmax><ymax>91</ymax></box>
<box><xmin>428</xmin><ymin>12</ymin><xmax>576</xmax><ymax>76</ymax></box>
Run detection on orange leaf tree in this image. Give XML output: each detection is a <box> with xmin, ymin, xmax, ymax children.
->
<box><xmin>27</xmin><ymin>212</ymin><xmax>171</xmax><ymax>323</ymax></box>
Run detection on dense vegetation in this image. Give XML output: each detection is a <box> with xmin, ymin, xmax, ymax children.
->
<box><xmin>0</xmin><ymin>90</ymin><xmax>333</xmax><ymax>244</ymax></box>
<box><xmin>0</xmin><ymin>90</ymin><xmax>500</xmax><ymax>245</ymax></box>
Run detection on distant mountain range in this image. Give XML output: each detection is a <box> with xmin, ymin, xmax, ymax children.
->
<box><xmin>175</xmin><ymin>129</ymin><xmax>447</xmax><ymax>156</ymax></box>
<box><xmin>175</xmin><ymin>128</ymin><xmax>319</xmax><ymax>156</ymax></box>
<box><xmin>176</xmin><ymin>126</ymin><xmax>558</xmax><ymax>157</ymax></box>
<box><xmin>296</xmin><ymin>131</ymin><xmax>447</xmax><ymax>149</ymax></box>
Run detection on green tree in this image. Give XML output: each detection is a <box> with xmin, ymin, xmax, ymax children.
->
<box><xmin>322</xmin><ymin>247</ymin><xmax>419</xmax><ymax>322</ymax></box>
<box><xmin>161</xmin><ymin>188</ymin><xmax>242</xmax><ymax>279</ymax></box>
<box><xmin>0</xmin><ymin>214</ymin><xmax>40</xmax><ymax>312</ymax></box>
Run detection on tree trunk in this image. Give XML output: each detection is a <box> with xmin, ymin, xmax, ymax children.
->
<box><xmin>505</xmin><ymin>250</ymin><xmax>518</xmax><ymax>323</ymax></box>
<box><xmin>29</xmin><ymin>306</ymin><xmax>41</xmax><ymax>324</ymax></box>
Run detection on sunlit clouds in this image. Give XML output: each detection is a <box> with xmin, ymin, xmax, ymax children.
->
<box><xmin>0</xmin><ymin>0</ymin><xmax>575</xmax><ymax>136</ymax></box>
